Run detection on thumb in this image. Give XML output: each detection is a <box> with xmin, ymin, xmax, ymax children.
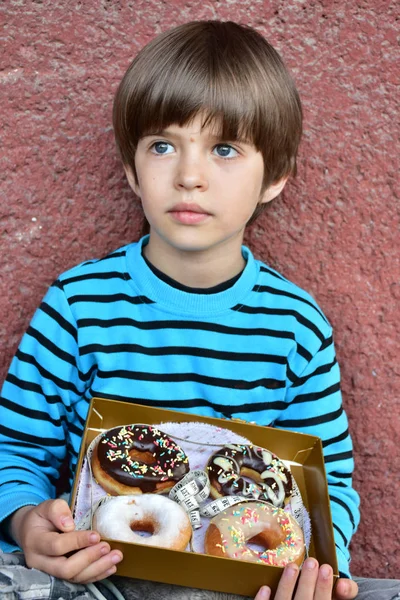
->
<box><xmin>254</xmin><ymin>586</ymin><xmax>271</xmax><ymax>600</ymax></box>
<box><xmin>334</xmin><ymin>578</ymin><xmax>358</xmax><ymax>599</ymax></box>
<box><xmin>41</xmin><ymin>498</ymin><xmax>76</xmax><ymax>532</ymax></box>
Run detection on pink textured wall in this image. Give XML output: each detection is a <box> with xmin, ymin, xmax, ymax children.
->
<box><xmin>1</xmin><ymin>0</ymin><xmax>399</xmax><ymax>578</ymax></box>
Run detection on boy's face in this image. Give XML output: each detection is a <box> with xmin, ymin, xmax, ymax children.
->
<box><xmin>125</xmin><ymin>114</ymin><xmax>286</xmax><ymax>265</ymax></box>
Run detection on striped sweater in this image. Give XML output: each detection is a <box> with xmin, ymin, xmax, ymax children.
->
<box><xmin>0</xmin><ymin>236</ymin><xmax>360</xmax><ymax>577</ymax></box>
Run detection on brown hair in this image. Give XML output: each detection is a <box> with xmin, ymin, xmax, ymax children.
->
<box><xmin>113</xmin><ymin>20</ymin><xmax>302</xmax><ymax>224</ymax></box>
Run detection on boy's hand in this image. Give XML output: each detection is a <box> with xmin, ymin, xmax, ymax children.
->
<box><xmin>10</xmin><ymin>499</ymin><xmax>123</xmax><ymax>584</ymax></box>
<box><xmin>254</xmin><ymin>559</ymin><xmax>358</xmax><ymax>599</ymax></box>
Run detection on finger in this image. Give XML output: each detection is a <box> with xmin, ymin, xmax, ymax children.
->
<box><xmin>254</xmin><ymin>586</ymin><xmax>271</xmax><ymax>600</ymax></box>
<box><xmin>274</xmin><ymin>563</ymin><xmax>300</xmax><ymax>600</ymax></box>
<box><xmin>34</xmin><ymin>529</ymin><xmax>101</xmax><ymax>557</ymax></box>
<box><xmin>26</xmin><ymin>538</ymin><xmax>110</xmax><ymax>575</ymax></box>
<box><xmin>314</xmin><ymin>564</ymin><xmax>334</xmax><ymax>600</ymax></box>
<box><xmin>39</xmin><ymin>498</ymin><xmax>76</xmax><ymax>532</ymax></box>
<box><xmin>333</xmin><ymin>578</ymin><xmax>358</xmax><ymax>599</ymax></box>
<box><xmin>293</xmin><ymin>557</ymin><xmax>319</xmax><ymax>599</ymax></box>
<box><xmin>31</xmin><ymin>542</ymin><xmax>120</xmax><ymax>582</ymax></box>
<box><xmin>67</xmin><ymin>549</ymin><xmax>124</xmax><ymax>584</ymax></box>
<box><xmin>52</xmin><ymin>544</ymin><xmax>122</xmax><ymax>583</ymax></box>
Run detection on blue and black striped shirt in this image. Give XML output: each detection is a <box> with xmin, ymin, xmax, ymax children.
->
<box><xmin>0</xmin><ymin>236</ymin><xmax>360</xmax><ymax>576</ymax></box>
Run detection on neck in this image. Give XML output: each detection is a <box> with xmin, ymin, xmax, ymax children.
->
<box><xmin>143</xmin><ymin>234</ymin><xmax>246</xmax><ymax>288</ymax></box>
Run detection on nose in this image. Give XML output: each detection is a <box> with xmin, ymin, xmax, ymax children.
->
<box><xmin>173</xmin><ymin>152</ymin><xmax>209</xmax><ymax>192</ymax></box>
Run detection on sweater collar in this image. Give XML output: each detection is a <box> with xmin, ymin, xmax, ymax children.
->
<box><xmin>125</xmin><ymin>236</ymin><xmax>258</xmax><ymax>316</ymax></box>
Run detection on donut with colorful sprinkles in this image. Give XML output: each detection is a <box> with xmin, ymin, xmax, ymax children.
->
<box><xmin>91</xmin><ymin>424</ymin><xmax>190</xmax><ymax>495</ymax></box>
<box><xmin>204</xmin><ymin>501</ymin><xmax>305</xmax><ymax>567</ymax></box>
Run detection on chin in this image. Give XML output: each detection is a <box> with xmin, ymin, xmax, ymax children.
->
<box><xmin>150</xmin><ymin>224</ymin><xmax>244</xmax><ymax>256</ymax></box>
<box><xmin>158</xmin><ymin>231</ymin><xmax>218</xmax><ymax>254</ymax></box>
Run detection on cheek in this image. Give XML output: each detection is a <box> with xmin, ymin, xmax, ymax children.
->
<box><xmin>227</xmin><ymin>171</ymin><xmax>263</xmax><ymax>203</ymax></box>
<box><xmin>139</xmin><ymin>162</ymin><xmax>170</xmax><ymax>189</ymax></box>
<box><xmin>137</xmin><ymin>179</ymin><xmax>166</xmax><ymax>212</ymax></box>
<box><xmin>226</xmin><ymin>163</ymin><xmax>263</xmax><ymax>190</ymax></box>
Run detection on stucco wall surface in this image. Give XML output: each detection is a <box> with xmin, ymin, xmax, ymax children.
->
<box><xmin>1</xmin><ymin>0</ymin><xmax>399</xmax><ymax>579</ymax></box>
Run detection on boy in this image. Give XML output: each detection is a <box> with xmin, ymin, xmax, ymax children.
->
<box><xmin>1</xmin><ymin>20</ymin><xmax>398</xmax><ymax>600</ymax></box>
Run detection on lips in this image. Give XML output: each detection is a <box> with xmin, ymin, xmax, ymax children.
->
<box><xmin>169</xmin><ymin>202</ymin><xmax>210</xmax><ymax>215</ymax></box>
<box><xmin>168</xmin><ymin>202</ymin><xmax>211</xmax><ymax>225</ymax></box>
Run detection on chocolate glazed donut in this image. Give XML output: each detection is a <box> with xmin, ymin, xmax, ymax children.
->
<box><xmin>92</xmin><ymin>424</ymin><xmax>190</xmax><ymax>496</ymax></box>
<box><xmin>207</xmin><ymin>444</ymin><xmax>293</xmax><ymax>507</ymax></box>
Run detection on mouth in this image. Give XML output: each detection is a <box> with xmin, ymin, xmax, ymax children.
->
<box><xmin>168</xmin><ymin>202</ymin><xmax>211</xmax><ymax>225</ymax></box>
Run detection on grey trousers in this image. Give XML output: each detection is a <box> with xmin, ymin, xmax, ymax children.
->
<box><xmin>113</xmin><ymin>576</ymin><xmax>400</xmax><ymax>600</ymax></box>
<box><xmin>0</xmin><ymin>552</ymin><xmax>399</xmax><ymax>600</ymax></box>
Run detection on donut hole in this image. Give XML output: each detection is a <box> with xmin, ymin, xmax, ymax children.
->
<box><xmin>247</xmin><ymin>540</ymin><xmax>268</xmax><ymax>553</ymax></box>
<box><xmin>129</xmin><ymin>449</ymin><xmax>156</xmax><ymax>464</ymax></box>
<box><xmin>241</xmin><ymin>473</ymin><xmax>262</xmax><ymax>487</ymax></box>
<box><xmin>228</xmin><ymin>472</ymin><xmax>264</xmax><ymax>498</ymax></box>
<box><xmin>247</xmin><ymin>533</ymin><xmax>273</xmax><ymax>553</ymax></box>
<box><xmin>130</xmin><ymin>519</ymin><xmax>156</xmax><ymax>538</ymax></box>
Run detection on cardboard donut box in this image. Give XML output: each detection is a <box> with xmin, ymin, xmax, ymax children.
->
<box><xmin>70</xmin><ymin>397</ymin><xmax>338</xmax><ymax>597</ymax></box>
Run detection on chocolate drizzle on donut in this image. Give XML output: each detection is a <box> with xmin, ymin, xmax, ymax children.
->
<box><xmin>207</xmin><ymin>444</ymin><xmax>293</xmax><ymax>507</ymax></box>
<box><xmin>95</xmin><ymin>424</ymin><xmax>189</xmax><ymax>493</ymax></box>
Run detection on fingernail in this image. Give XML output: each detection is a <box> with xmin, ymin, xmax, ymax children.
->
<box><xmin>100</xmin><ymin>544</ymin><xmax>109</xmax><ymax>555</ymax></box>
<box><xmin>257</xmin><ymin>587</ymin><xmax>271</xmax><ymax>600</ymax></box>
<box><xmin>111</xmin><ymin>553</ymin><xmax>122</xmax><ymax>564</ymax></box>
<box><xmin>61</xmin><ymin>516</ymin><xmax>74</xmax><ymax>528</ymax></box>
<box><xmin>304</xmin><ymin>558</ymin><xmax>317</xmax><ymax>570</ymax></box>
<box><xmin>285</xmin><ymin>563</ymin><xmax>299</xmax><ymax>579</ymax></box>
<box><xmin>320</xmin><ymin>564</ymin><xmax>332</xmax><ymax>580</ymax></box>
<box><xmin>106</xmin><ymin>566</ymin><xmax>117</xmax><ymax>576</ymax></box>
<box><xmin>90</xmin><ymin>532</ymin><xmax>100</xmax><ymax>543</ymax></box>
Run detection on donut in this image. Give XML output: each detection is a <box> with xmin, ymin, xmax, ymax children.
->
<box><xmin>204</xmin><ymin>501</ymin><xmax>305</xmax><ymax>567</ymax></box>
<box><xmin>207</xmin><ymin>444</ymin><xmax>293</xmax><ymax>507</ymax></box>
<box><xmin>93</xmin><ymin>494</ymin><xmax>192</xmax><ymax>551</ymax></box>
<box><xmin>91</xmin><ymin>424</ymin><xmax>190</xmax><ymax>495</ymax></box>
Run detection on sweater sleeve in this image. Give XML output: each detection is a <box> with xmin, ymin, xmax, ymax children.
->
<box><xmin>275</xmin><ymin>331</ymin><xmax>360</xmax><ymax>578</ymax></box>
<box><xmin>0</xmin><ymin>281</ymin><xmax>87</xmax><ymax>550</ymax></box>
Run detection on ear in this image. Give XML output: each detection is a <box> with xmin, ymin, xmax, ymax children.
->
<box><xmin>259</xmin><ymin>177</ymin><xmax>288</xmax><ymax>205</ymax></box>
<box><xmin>124</xmin><ymin>165</ymin><xmax>141</xmax><ymax>197</ymax></box>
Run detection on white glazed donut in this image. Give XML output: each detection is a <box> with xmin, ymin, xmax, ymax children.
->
<box><xmin>93</xmin><ymin>494</ymin><xmax>192</xmax><ymax>551</ymax></box>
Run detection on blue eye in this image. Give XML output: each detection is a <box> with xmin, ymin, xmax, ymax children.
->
<box><xmin>152</xmin><ymin>142</ymin><xmax>174</xmax><ymax>155</ymax></box>
<box><xmin>213</xmin><ymin>144</ymin><xmax>238</xmax><ymax>158</ymax></box>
